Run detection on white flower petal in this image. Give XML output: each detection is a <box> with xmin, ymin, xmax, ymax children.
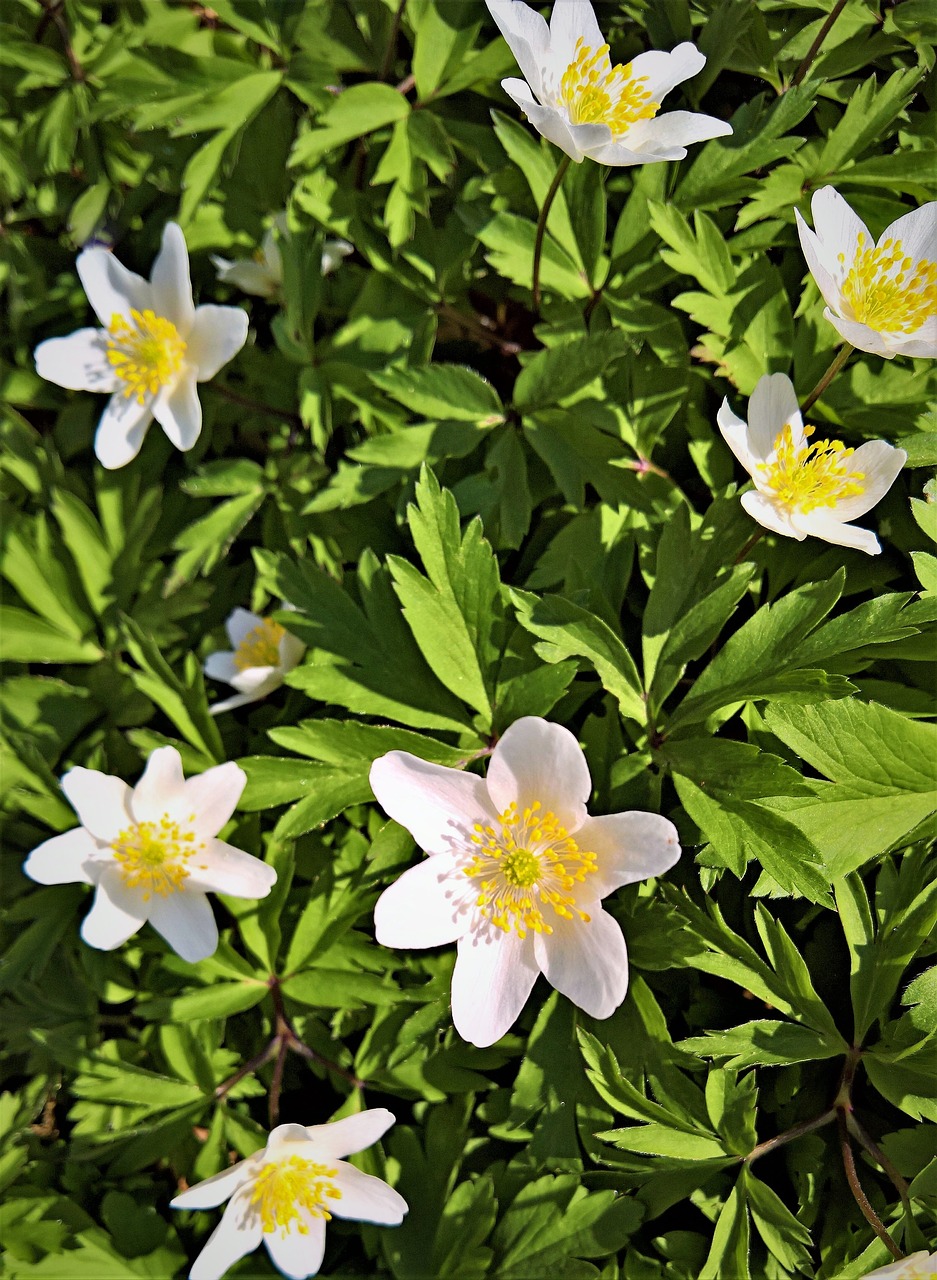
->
<box><xmin>321</xmin><ymin>239</ymin><xmax>352</xmax><ymax>275</ymax></box>
<box><xmin>61</xmin><ymin>767</ymin><xmax>133</xmax><ymax>842</ymax></box>
<box><xmin>147</xmin><ymin>889</ymin><xmax>219</xmax><ymax>962</ymax></box>
<box><xmin>23</xmin><ymin>827</ymin><xmax>99</xmax><ymax>886</ymax></box>
<box><xmin>189</xmin><ymin>1188</ymin><xmax>264</xmax><ymax>1280</ymax></box>
<box><xmin>627</xmin><ymin>44</ymin><xmax>706</xmax><ymax>103</ymax></box>
<box><xmin>209</xmin><ymin>690</ymin><xmax>266</xmax><ymax>715</ymax></box>
<box><xmin>548</xmin><ymin>0</ymin><xmax>604</xmax><ymax>74</ymax></box>
<box><xmin>373</xmin><ymin>854</ymin><xmax>471</xmax><ymax>949</ymax></box>
<box><xmin>150</xmin><ymin>222</ymin><xmax>195</xmax><ymax>335</ymax></box>
<box><xmin>825</xmin><ymin>439</ymin><xmax>906</xmax><ymax>520</ymax></box>
<box><xmin>880</xmin><ymin>201</ymin><xmax>937</xmax><ymax>266</ymax></box>
<box><xmin>330</xmin><ymin>1163</ymin><xmax>408</xmax><ymax>1225</ymax></box>
<box><xmin>188</xmin><ymin>305</ymin><xmax>250</xmax><ymax>382</ymax></box>
<box><xmin>278</xmin><ymin>629</ymin><xmax>306</xmax><ymax>671</ymax></box>
<box><xmin>790</xmin><ymin>510</ymin><xmax>881</xmax><ymax>555</ymax></box>
<box><xmin>212</xmin><ymin>256</ymin><xmax>279</xmax><ymax>298</ymax></box>
<box><xmin>450</xmin><ymin>927</ymin><xmax>539</xmax><ymax>1047</ymax></box>
<box><xmin>80</xmin><ymin>870</ymin><xmax>148</xmax><ymax>950</ymax></box>
<box><xmin>795</xmin><ymin>209</ymin><xmax>844</xmax><ymax>313</ymax></box>
<box><xmin>485</xmin><ymin>717</ymin><xmax>591</xmax><ymax>830</ymax></box>
<box><xmin>152</xmin><ymin>367</ymin><xmax>202</xmax><ymax>452</ymax></box>
<box><xmin>227</xmin><ymin>666</ymin><xmax>283</xmax><ymax>697</ymax></box>
<box><xmin>304</xmin><ymin>1109</ymin><xmax>397</xmax><ymax>1161</ymax></box>
<box><xmin>749</xmin><ymin>373</ymin><xmax>803</xmax><ymax>461</ymax></box>
<box><xmin>740</xmin><ymin>490</ymin><xmax>804</xmax><ymax>540</ymax></box>
<box><xmin>34</xmin><ymin>329</ymin><xmax>118</xmax><ymax>393</ymax></box>
<box><xmin>264</xmin><ymin>1124</ymin><xmax>314</xmax><ymax>1157</ymax></box>
<box><xmin>626</xmin><ymin>110</ymin><xmax>731</xmax><ymax>154</ymax></box>
<box><xmin>130</xmin><ymin>746</ymin><xmax>186</xmax><ymax>824</ymax></box>
<box><xmin>204</xmin><ymin>651</ymin><xmax>240</xmax><ymax>684</ymax></box>
<box><xmin>896</xmin><ymin>316</ymin><xmax>937</xmax><ymax>359</ymax></box>
<box><xmin>578</xmin><ymin>812</ymin><xmax>681</xmax><ymax>897</ymax></box>
<box><xmin>369</xmin><ymin>752</ymin><xmax>495</xmax><ymax>857</ymax></box>
<box><xmin>823</xmin><ymin>311</ymin><xmax>894</xmax><ymax>358</ymax></box>
<box><xmin>265</xmin><ymin>1215</ymin><xmax>327</xmax><ymax>1280</ymax></box>
<box><xmin>179</xmin><ymin>762</ymin><xmax>247</xmax><ymax>839</ymax></box>
<box><xmin>226</xmin><ymin>608</ymin><xmax>264</xmax><ymax>649</ymax></box>
<box><xmin>188</xmin><ymin>839</ymin><xmax>276</xmax><ymax>898</ymax></box>
<box><xmin>501</xmin><ymin>80</ymin><xmax>586</xmax><ymax>162</ymax></box>
<box><xmin>170</xmin><ymin>1157</ymin><xmax>255</xmax><ymax>1210</ymax></box>
<box><xmin>94</xmin><ymin>392</ymin><xmax>154</xmax><ymax>469</ymax></box>
<box><xmin>578</xmin><ymin>138</ymin><xmax>661</xmax><ymax>167</ymax></box>
<box><xmin>485</xmin><ymin>0</ymin><xmax>551</xmax><ymax>101</ymax></box>
<box><xmin>810</xmin><ymin>187</ymin><xmax>870</xmax><ymax>271</ymax></box>
<box><xmin>534</xmin><ymin>907</ymin><xmax>628</xmax><ymax>1019</ymax></box>
<box><xmin>717</xmin><ymin>397</ymin><xmax>758</xmax><ymax>476</ymax></box>
<box><xmin>77</xmin><ymin>246</ymin><xmax>152</xmax><ymax>327</ymax></box>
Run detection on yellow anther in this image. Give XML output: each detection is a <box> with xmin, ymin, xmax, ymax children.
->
<box><xmin>111</xmin><ymin>814</ymin><xmax>204</xmax><ymax>899</ymax></box>
<box><xmin>759</xmin><ymin>422</ymin><xmax>866</xmax><ymax>514</ymax></box>
<box><xmin>106</xmin><ymin>309</ymin><xmax>187</xmax><ymax>403</ymax></box>
<box><xmin>251</xmin><ymin>1157</ymin><xmax>341</xmax><ymax>1237</ymax></box>
<box><xmin>559</xmin><ymin>38</ymin><xmax>659</xmax><ymax>135</ymax></box>
<box><xmin>841</xmin><ymin>237</ymin><xmax>936</xmax><ymax>335</ymax></box>
<box><xmin>235</xmin><ymin>618</ymin><xmax>285</xmax><ymax>670</ymax></box>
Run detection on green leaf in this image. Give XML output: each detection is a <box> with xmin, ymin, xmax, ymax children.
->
<box><xmin>816</xmin><ymin>67</ymin><xmax>924</xmax><ymax>176</ymax></box>
<box><xmin>743</xmin><ymin>1168</ymin><xmax>813</xmax><ymax>1274</ymax></box>
<box><xmin>513</xmin><ymin>331</ymin><xmax>629</xmax><ymax>414</ymax></box>
<box><xmin>0</xmin><ymin>607</ymin><xmax>102</xmax><ymax>664</ymax></box>
<box><xmin>370</xmin><ymin>365</ymin><xmax>503</xmax><ymax>423</ymax></box>
<box><xmin>681</xmin><ymin>1020</ymin><xmax>839</xmax><ymax>1070</ymax></box>
<box><xmin>699</xmin><ymin>1181</ymin><xmax>750</xmax><ymax>1280</ymax></box>
<box><xmin>290</xmin><ymin>82</ymin><xmax>411</xmax><ymax>166</ymax></box>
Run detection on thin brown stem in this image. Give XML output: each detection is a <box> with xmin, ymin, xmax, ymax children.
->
<box><xmin>268</xmin><ymin>1038</ymin><xmax>289</xmax><ymax>1128</ymax></box>
<box><xmin>801</xmin><ymin>343</ymin><xmax>853</xmax><ymax>414</ymax></box>
<box><xmin>214</xmin><ymin>1038</ymin><xmax>278</xmax><ymax>1101</ymax></box>
<box><xmin>532</xmin><ymin>153</ymin><xmax>572</xmax><ymax>309</ymax></box>
<box><xmin>791</xmin><ymin>0</ymin><xmax>848</xmax><ymax>87</ymax></box>
<box><xmin>838</xmin><ymin>1111</ymin><xmax>903</xmax><ymax>1260</ymax></box>
<box><xmin>435</xmin><ymin>302</ymin><xmax>522</xmax><ymax>356</ymax></box>
<box><xmin>37</xmin><ymin>0</ymin><xmax>85</xmax><ymax>82</ymax></box>
<box><xmin>620</xmin><ymin>456</ymin><xmax>673</xmax><ymax>483</ymax></box>
<box><xmin>847</xmin><ymin>1112</ymin><xmax>914</xmax><ymax>1218</ymax></box>
<box><xmin>214</xmin><ymin>383</ymin><xmax>303</xmax><ymax>428</ymax></box>
<box><xmin>734</xmin><ymin>528</ymin><xmax>766</xmax><ymax>565</ymax></box>
<box><xmin>744</xmin><ymin>1107</ymin><xmax>837</xmax><ymax>1164</ymax></box>
<box><xmin>379</xmin><ymin>0</ymin><xmax>407</xmax><ymax>81</ymax></box>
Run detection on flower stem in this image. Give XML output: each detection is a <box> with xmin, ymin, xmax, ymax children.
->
<box><xmin>800</xmin><ymin>343</ymin><xmax>853</xmax><ymax>415</ymax></box>
<box><xmin>791</xmin><ymin>0</ymin><xmax>849</xmax><ymax>88</ymax></box>
<box><xmin>838</xmin><ymin>1110</ymin><xmax>904</xmax><ymax>1260</ymax></box>
<box><xmin>214</xmin><ymin>383</ymin><xmax>303</xmax><ymax>428</ymax></box>
<box><xmin>532</xmin><ymin>153</ymin><xmax>572</xmax><ymax>309</ymax></box>
<box><xmin>734</xmin><ymin>528</ymin><xmax>766</xmax><ymax>565</ymax></box>
<box><xmin>847</xmin><ymin>1112</ymin><xmax>915</xmax><ymax>1223</ymax></box>
<box><xmin>744</xmin><ymin>1107</ymin><xmax>837</xmax><ymax>1164</ymax></box>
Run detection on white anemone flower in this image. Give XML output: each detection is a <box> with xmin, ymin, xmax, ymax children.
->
<box><xmin>34</xmin><ymin>223</ymin><xmax>249</xmax><ymax>469</ymax></box>
<box><xmin>211</xmin><ymin>214</ymin><xmax>353</xmax><ymax>299</ymax></box>
<box><xmin>170</xmin><ymin>1110</ymin><xmax>408</xmax><ymax>1280</ymax></box>
<box><xmin>795</xmin><ymin>187</ymin><xmax>937</xmax><ymax>359</ymax></box>
<box><xmin>484</xmin><ymin>0</ymin><xmax>731</xmax><ymax>166</ymax></box>
<box><xmin>717</xmin><ymin>373</ymin><xmax>906</xmax><ymax>556</ymax></box>
<box><xmin>859</xmin><ymin>1252</ymin><xmax>937</xmax><ymax>1280</ymax></box>
<box><xmin>23</xmin><ymin>746</ymin><xmax>275</xmax><ymax>962</ymax></box>
<box><xmin>204</xmin><ymin>606</ymin><xmax>305</xmax><ymax>715</ymax></box>
<box><xmin>370</xmin><ymin>716</ymin><xmax>681</xmax><ymax>1048</ymax></box>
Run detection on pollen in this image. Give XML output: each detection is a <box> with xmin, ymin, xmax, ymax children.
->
<box><xmin>464</xmin><ymin>801</ymin><xmax>597</xmax><ymax>939</ymax></box>
<box><xmin>106</xmin><ymin>309</ymin><xmax>187</xmax><ymax>403</ymax></box>
<box><xmin>111</xmin><ymin>814</ymin><xmax>204</xmax><ymax>899</ymax></box>
<box><xmin>758</xmin><ymin>423</ymin><xmax>866</xmax><ymax>514</ymax></box>
<box><xmin>841</xmin><ymin>232</ymin><xmax>937</xmax><ymax>335</ymax></box>
<box><xmin>234</xmin><ymin>618</ymin><xmax>285</xmax><ymax>671</ymax></box>
<box><xmin>251</xmin><ymin>1156</ymin><xmax>342</xmax><ymax>1237</ymax></box>
<box><xmin>559</xmin><ymin>38</ymin><xmax>659</xmax><ymax>135</ymax></box>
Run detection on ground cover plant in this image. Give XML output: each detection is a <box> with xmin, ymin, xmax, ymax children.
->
<box><xmin>1</xmin><ymin>0</ymin><xmax>936</xmax><ymax>1277</ymax></box>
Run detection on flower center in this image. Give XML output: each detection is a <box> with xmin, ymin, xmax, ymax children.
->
<box><xmin>106</xmin><ymin>309</ymin><xmax>187</xmax><ymax>404</ymax></box>
<box><xmin>758</xmin><ymin>423</ymin><xmax>865</xmax><ymax>514</ymax></box>
<box><xmin>840</xmin><ymin>233</ymin><xmax>937</xmax><ymax>334</ymax></box>
<box><xmin>234</xmin><ymin>618</ymin><xmax>285</xmax><ymax>671</ymax></box>
<box><xmin>111</xmin><ymin>814</ymin><xmax>204</xmax><ymax>899</ymax></box>
<box><xmin>251</xmin><ymin>1156</ymin><xmax>342</xmax><ymax>1237</ymax></box>
<box><xmin>464</xmin><ymin>801</ymin><xmax>597</xmax><ymax>939</ymax></box>
<box><xmin>559</xmin><ymin>39</ymin><xmax>659</xmax><ymax>134</ymax></box>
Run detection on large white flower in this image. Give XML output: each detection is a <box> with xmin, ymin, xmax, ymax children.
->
<box><xmin>484</xmin><ymin>0</ymin><xmax>731</xmax><ymax>165</ymax></box>
<box><xmin>212</xmin><ymin>214</ymin><xmax>353</xmax><ymax>299</ymax></box>
<box><xmin>370</xmin><ymin>716</ymin><xmax>680</xmax><ymax>1048</ymax></box>
<box><xmin>859</xmin><ymin>1252</ymin><xmax>937</xmax><ymax>1280</ymax></box>
<box><xmin>23</xmin><ymin>747</ymin><xmax>275</xmax><ymax>962</ymax></box>
<box><xmin>795</xmin><ymin>187</ymin><xmax>937</xmax><ymax>359</ymax></box>
<box><xmin>170</xmin><ymin>1110</ymin><xmax>408</xmax><ymax>1280</ymax></box>
<box><xmin>718</xmin><ymin>373</ymin><xmax>906</xmax><ymax>556</ymax></box>
<box><xmin>34</xmin><ymin>223</ymin><xmax>249</xmax><ymax>469</ymax></box>
<box><xmin>204</xmin><ymin>606</ymin><xmax>305</xmax><ymax>715</ymax></box>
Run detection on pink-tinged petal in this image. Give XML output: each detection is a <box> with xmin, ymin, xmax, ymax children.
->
<box><xmin>61</xmin><ymin>767</ymin><xmax>133</xmax><ymax>842</ymax></box>
<box><xmin>180</xmin><ymin>762</ymin><xmax>247</xmax><ymax>839</ymax></box>
<box><xmin>147</xmin><ymin>889</ymin><xmax>219</xmax><ymax>962</ymax></box>
<box><xmin>77</xmin><ymin>246</ymin><xmax>152</xmax><ymax>327</ymax></box>
<box><xmin>226</xmin><ymin>607</ymin><xmax>264</xmax><ymax>649</ymax></box>
<box><xmin>369</xmin><ymin>753</ymin><xmax>495</xmax><ymax>857</ymax></box>
<box><xmin>373</xmin><ymin>854</ymin><xmax>473</xmax><ymax>949</ymax></box>
<box><xmin>304</xmin><ymin>1109</ymin><xmax>397</xmax><ymax>1161</ymax></box>
<box><xmin>627</xmin><ymin>110</ymin><xmax>732</xmax><ymax>154</ymax></box>
<box><xmin>188</xmin><ymin>839</ymin><xmax>276</xmax><ymax>899</ymax></box>
<box><xmin>330</xmin><ymin>1163</ymin><xmax>408</xmax><ymax>1225</ymax></box>
<box><xmin>879</xmin><ymin>201</ymin><xmax>936</xmax><ymax>266</ymax></box>
<box><xmin>93</xmin><ymin>392</ymin><xmax>154</xmax><ymax>469</ymax></box>
<box><xmin>534</xmin><ymin>907</ymin><xmax>628</xmax><ymax>1019</ymax></box>
<box><xmin>80</xmin><ymin>870</ymin><xmax>148</xmax><ymax>950</ymax></box>
<box><xmin>150</xmin><ymin>222</ymin><xmax>195</xmax><ymax>334</ymax></box>
<box><xmin>578</xmin><ymin>811</ymin><xmax>681</xmax><ymax>898</ymax></box>
<box><xmin>23</xmin><ymin>827</ymin><xmax>99</xmax><ymax>886</ymax></box>
<box><xmin>170</xmin><ymin>1156</ymin><xmax>255</xmax><ymax>1210</ymax></box>
<box><xmin>485</xmin><ymin>0</ymin><xmax>550</xmax><ymax>101</ymax></box>
<box><xmin>740</xmin><ymin>490</ymin><xmax>804</xmax><ymax>540</ymax></box>
<box><xmin>824</xmin><ymin>440</ymin><xmax>906</xmax><ymax>520</ymax></box>
<box><xmin>34</xmin><ymin>329</ymin><xmax>119</xmax><ymax>393</ymax></box>
<box><xmin>789</xmin><ymin>510</ymin><xmax>881</xmax><ymax>555</ymax></box>
<box><xmin>450</xmin><ymin>927</ymin><xmax>538</xmax><ymax>1047</ymax></box>
<box><xmin>823</xmin><ymin>311</ymin><xmax>893</xmax><ymax>358</ymax></box>
<box><xmin>486</xmin><ymin>717</ymin><xmax>591</xmax><ymax>830</ymax></box>
<box><xmin>548</xmin><ymin>0</ymin><xmax>605</xmax><ymax>74</ymax></box>
<box><xmin>152</xmin><ymin>367</ymin><xmax>202</xmax><ymax>452</ymax></box>
<box><xmin>810</xmin><ymin>187</ymin><xmax>869</xmax><ymax>276</ymax></box>
<box><xmin>189</xmin><ymin>1187</ymin><xmax>264</xmax><ymax>1280</ymax></box>
<box><xmin>501</xmin><ymin>80</ymin><xmax>587</xmax><ymax>162</ymax></box>
<box><xmin>265</xmin><ymin>1215</ymin><xmax>327</xmax><ymax>1279</ymax></box>
<box><xmin>748</xmin><ymin>373</ymin><xmax>803</xmax><ymax>461</ymax></box>
<box><xmin>795</xmin><ymin>208</ymin><xmax>844</xmax><ymax>312</ymax></box>
<box><xmin>717</xmin><ymin>397</ymin><xmax>757</xmax><ymax>476</ymax></box>
<box><xmin>188</xmin><ymin>305</ymin><xmax>250</xmax><ymax>381</ymax></box>
<box><xmin>204</xmin><ymin>651</ymin><xmax>240</xmax><ymax>684</ymax></box>
<box><xmin>130</xmin><ymin>747</ymin><xmax>186</xmax><ymax>824</ymax></box>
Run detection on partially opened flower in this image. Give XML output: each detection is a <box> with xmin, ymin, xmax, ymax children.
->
<box><xmin>484</xmin><ymin>0</ymin><xmax>731</xmax><ymax>165</ymax></box>
<box><xmin>171</xmin><ymin>1110</ymin><xmax>408</xmax><ymax>1280</ymax></box>
<box><xmin>859</xmin><ymin>1252</ymin><xmax>937</xmax><ymax>1280</ymax></box>
<box><xmin>718</xmin><ymin>373</ymin><xmax>906</xmax><ymax>555</ymax></box>
<box><xmin>370</xmin><ymin>716</ymin><xmax>680</xmax><ymax>1048</ymax></box>
<box><xmin>23</xmin><ymin>747</ymin><xmax>275</xmax><ymax>962</ymax></box>
<box><xmin>795</xmin><ymin>187</ymin><xmax>937</xmax><ymax>359</ymax></box>
<box><xmin>212</xmin><ymin>215</ymin><xmax>353</xmax><ymax>299</ymax></box>
<box><xmin>34</xmin><ymin>223</ymin><xmax>249</xmax><ymax>469</ymax></box>
<box><xmin>204</xmin><ymin>606</ymin><xmax>305</xmax><ymax>715</ymax></box>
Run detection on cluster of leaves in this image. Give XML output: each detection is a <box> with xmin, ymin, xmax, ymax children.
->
<box><xmin>1</xmin><ymin>0</ymin><xmax>936</xmax><ymax>1277</ymax></box>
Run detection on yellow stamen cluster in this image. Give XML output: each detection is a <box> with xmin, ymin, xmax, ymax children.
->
<box><xmin>111</xmin><ymin>814</ymin><xmax>204</xmax><ymax>899</ymax></box>
<box><xmin>251</xmin><ymin>1157</ymin><xmax>342</xmax><ymax>1237</ymax></box>
<box><xmin>559</xmin><ymin>39</ymin><xmax>659</xmax><ymax>134</ymax></box>
<box><xmin>840</xmin><ymin>233</ymin><xmax>937</xmax><ymax>334</ymax></box>
<box><xmin>759</xmin><ymin>423</ymin><xmax>865</xmax><ymax>514</ymax></box>
<box><xmin>106</xmin><ymin>309</ymin><xmax>187</xmax><ymax>403</ymax></box>
<box><xmin>234</xmin><ymin>618</ymin><xmax>285</xmax><ymax>671</ymax></box>
<box><xmin>464</xmin><ymin>800</ymin><xmax>597</xmax><ymax>939</ymax></box>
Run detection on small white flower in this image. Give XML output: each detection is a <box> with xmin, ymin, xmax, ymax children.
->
<box><xmin>23</xmin><ymin>747</ymin><xmax>275</xmax><ymax>962</ymax></box>
<box><xmin>795</xmin><ymin>187</ymin><xmax>937</xmax><ymax>359</ymax></box>
<box><xmin>484</xmin><ymin>0</ymin><xmax>731</xmax><ymax>166</ymax></box>
<box><xmin>718</xmin><ymin>373</ymin><xmax>906</xmax><ymax>556</ymax></box>
<box><xmin>370</xmin><ymin>716</ymin><xmax>680</xmax><ymax>1048</ymax></box>
<box><xmin>204</xmin><ymin>606</ymin><xmax>305</xmax><ymax>715</ymax></box>
<box><xmin>34</xmin><ymin>223</ymin><xmax>249</xmax><ymax>470</ymax></box>
<box><xmin>859</xmin><ymin>1252</ymin><xmax>937</xmax><ymax>1280</ymax></box>
<box><xmin>211</xmin><ymin>214</ymin><xmax>352</xmax><ymax>299</ymax></box>
<box><xmin>170</xmin><ymin>1110</ymin><xmax>408</xmax><ymax>1280</ymax></box>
